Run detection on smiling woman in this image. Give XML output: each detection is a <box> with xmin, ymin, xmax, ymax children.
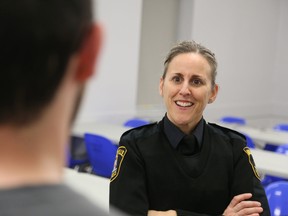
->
<box><xmin>159</xmin><ymin>50</ymin><xmax>218</xmax><ymax>134</ymax></box>
<box><xmin>110</xmin><ymin>41</ymin><xmax>270</xmax><ymax>216</ymax></box>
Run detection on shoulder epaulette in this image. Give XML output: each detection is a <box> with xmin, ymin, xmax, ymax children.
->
<box><xmin>121</xmin><ymin>121</ymin><xmax>158</xmax><ymax>138</ymax></box>
<box><xmin>208</xmin><ymin>122</ymin><xmax>246</xmax><ymax>140</ymax></box>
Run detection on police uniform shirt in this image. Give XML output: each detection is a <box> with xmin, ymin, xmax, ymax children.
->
<box><xmin>110</xmin><ymin>116</ymin><xmax>270</xmax><ymax>216</ymax></box>
<box><xmin>164</xmin><ymin>115</ymin><xmax>203</xmax><ymax>154</ymax></box>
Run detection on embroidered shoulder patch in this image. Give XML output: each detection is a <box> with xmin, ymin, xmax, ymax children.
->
<box><xmin>243</xmin><ymin>147</ymin><xmax>261</xmax><ymax>180</ymax></box>
<box><xmin>110</xmin><ymin>146</ymin><xmax>127</xmax><ymax>182</ymax></box>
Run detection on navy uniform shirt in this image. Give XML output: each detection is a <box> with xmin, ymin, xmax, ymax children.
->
<box><xmin>110</xmin><ymin>116</ymin><xmax>270</xmax><ymax>216</ymax></box>
<box><xmin>163</xmin><ymin>114</ymin><xmax>204</xmax><ymax>150</ymax></box>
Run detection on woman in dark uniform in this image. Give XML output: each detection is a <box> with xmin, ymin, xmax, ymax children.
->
<box><xmin>110</xmin><ymin>41</ymin><xmax>270</xmax><ymax>216</ymax></box>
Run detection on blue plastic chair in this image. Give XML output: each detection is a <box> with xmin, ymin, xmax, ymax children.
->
<box><xmin>262</xmin><ymin>175</ymin><xmax>288</xmax><ymax>187</ymax></box>
<box><xmin>243</xmin><ymin>133</ymin><xmax>255</xmax><ymax>149</ymax></box>
<box><xmin>67</xmin><ymin>135</ymin><xmax>89</xmax><ymax>169</ymax></box>
<box><xmin>219</xmin><ymin>117</ymin><xmax>254</xmax><ymax>148</ymax></box>
<box><xmin>276</xmin><ymin>143</ymin><xmax>288</xmax><ymax>155</ymax></box>
<box><xmin>265</xmin><ymin>181</ymin><xmax>288</xmax><ymax>216</ymax></box>
<box><xmin>123</xmin><ymin>118</ymin><xmax>150</xmax><ymax>128</ymax></box>
<box><xmin>263</xmin><ymin>143</ymin><xmax>279</xmax><ymax>152</ymax></box>
<box><xmin>274</xmin><ymin>124</ymin><xmax>288</xmax><ymax>132</ymax></box>
<box><xmin>219</xmin><ymin>116</ymin><xmax>246</xmax><ymax>125</ymax></box>
<box><xmin>84</xmin><ymin>133</ymin><xmax>118</xmax><ymax>178</ymax></box>
<box><xmin>219</xmin><ymin>116</ymin><xmax>254</xmax><ymax>148</ymax></box>
<box><xmin>264</xmin><ymin>124</ymin><xmax>288</xmax><ymax>151</ymax></box>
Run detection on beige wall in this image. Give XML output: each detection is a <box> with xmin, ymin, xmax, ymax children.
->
<box><xmin>136</xmin><ymin>0</ymin><xmax>179</xmax><ymax>118</ymax></box>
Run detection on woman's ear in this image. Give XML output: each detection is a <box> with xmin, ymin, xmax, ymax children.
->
<box><xmin>159</xmin><ymin>77</ymin><xmax>164</xmax><ymax>97</ymax></box>
<box><xmin>76</xmin><ymin>23</ymin><xmax>102</xmax><ymax>82</ymax></box>
<box><xmin>208</xmin><ymin>84</ymin><xmax>219</xmax><ymax>104</ymax></box>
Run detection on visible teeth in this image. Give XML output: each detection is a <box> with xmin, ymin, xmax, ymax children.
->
<box><xmin>176</xmin><ymin>101</ymin><xmax>192</xmax><ymax>107</ymax></box>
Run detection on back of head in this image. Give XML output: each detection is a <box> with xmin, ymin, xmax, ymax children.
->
<box><xmin>0</xmin><ymin>0</ymin><xmax>93</xmax><ymax>126</ymax></box>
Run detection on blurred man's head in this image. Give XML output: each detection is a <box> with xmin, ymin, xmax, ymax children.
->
<box><xmin>0</xmin><ymin>0</ymin><xmax>101</xmax><ymax>126</ymax></box>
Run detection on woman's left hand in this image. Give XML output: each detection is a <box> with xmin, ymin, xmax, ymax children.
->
<box><xmin>148</xmin><ymin>210</ymin><xmax>177</xmax><ymax>216</ymax></box>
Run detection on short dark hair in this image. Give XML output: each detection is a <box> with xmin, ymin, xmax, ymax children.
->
<box><xmin>0</xmin><ymin>0</ymin><xmax>93</xmax><ymax>125</ymax></box>
<box><xmin>163</xmin><ymin>41</ymin><xmax>218</xmax><ymax>87</ymax></box>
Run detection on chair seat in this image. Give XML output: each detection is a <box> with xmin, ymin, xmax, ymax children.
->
<box><xmin>265</xmin><ymin>181</ymin><xmax>288</xmax><ymax>216</ymax></box>
<box><xmin>67</xmin><ymin>135</ymin><xmax>89</xmax><ymax>169</ymax></box>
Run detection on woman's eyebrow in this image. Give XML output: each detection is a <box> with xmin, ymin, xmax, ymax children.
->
<box><xmin>191</xmin><ymin>74</ymin><xmax>205</xmax><ymax>79</ymax></box>
<box><xmin>173</xmin><ymin>72</ymin><xmax>183</xmax><ymax>76</ymax></box>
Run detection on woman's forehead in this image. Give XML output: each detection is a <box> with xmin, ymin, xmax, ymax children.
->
<box><xmin>166</xmin><ymin>53</ymin><xmax>212</xmax><ymax>76</ymax></box>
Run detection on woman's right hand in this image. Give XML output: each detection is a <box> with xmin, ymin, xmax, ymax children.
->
<box><xmin>223</xmin><ymin>193</ymin><xmax>263</xmax><ymax>216</ymax></box>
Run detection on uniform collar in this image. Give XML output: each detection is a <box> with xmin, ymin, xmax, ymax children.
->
<box><xmin>163</xmin><ymin>114</ymin><xmax>204</xmax><ymax>149</ymax></box>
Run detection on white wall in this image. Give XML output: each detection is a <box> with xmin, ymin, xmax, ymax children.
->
<box><xmin>136</xmin><ymin>0</ymin><xmax>179</xmax><ymax>120</ymax></box>
<box><xmin>272</xmin><ymin>0</ymin><xmax>288</xmax><ymax>118</ymax></box>
<box><xmin>186</xmin><ymin>0</ymin><xmax>281</xmax><ymax>122</ymax></box>
<box><xmin>75</xmin><ymin>0</ymin><xmax>143</xmax><ymax>124</ymax></box>
<box><xmin>137</xmin><ymin>0</ymin><xmax>179</xmax><ymax>106</ymax></box>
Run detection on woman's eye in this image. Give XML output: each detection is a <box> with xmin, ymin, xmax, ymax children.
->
<box><xmin>172</xmin><ymin>76</ymin><xmax>182</xmax><ymax>83</ymax></box>
<box><xmin>191</xmin><ymin>79</ymin><xmax>203</xmax><ymax>86</ymax></box>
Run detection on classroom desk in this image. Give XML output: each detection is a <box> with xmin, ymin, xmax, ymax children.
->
<box><xmin>251</xmin><ymin>149</ymin><xmax>288</xmax><ymax>179</ymax></box>
<box><xmin>219</xmin><ymin>123</ymin><xmax>288</xmax><ymax>146</ymax></box>
<box><xmin>63</xmin><ymin>168</ymin><xmax>110</xmax><ymax>212</ymax></box>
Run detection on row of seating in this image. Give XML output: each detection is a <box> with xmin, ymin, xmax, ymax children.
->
<box><xmin>220</xmin><ymin>116</ymin><xmax>288</xmax><ymax>183</ymax></box>
<box><xmin>219</xmin><ymin>116</ymin><xmax>288</xmax><ymax>153</ymax></box>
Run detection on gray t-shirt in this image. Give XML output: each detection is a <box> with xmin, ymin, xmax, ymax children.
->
<box><xmin>0</xmin><ymin>184</ymin><xmax>109</xmax><ymax>216</ymax></box>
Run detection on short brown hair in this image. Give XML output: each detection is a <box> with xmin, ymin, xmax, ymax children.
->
<box><xmin>163</xmin><ymin>41</ymin><xmax>217</xmax><ymax>87</ymax></box>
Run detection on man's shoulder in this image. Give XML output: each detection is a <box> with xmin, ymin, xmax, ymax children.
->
<box><xmin>0</xmin><ymin>184</ymin><xmax>110</xmax><ymax>216</ymax></box>
<box><xmin>46</xmin><ymin>185</ymin><xmax>111</xmax><ymax>216</ymax></box>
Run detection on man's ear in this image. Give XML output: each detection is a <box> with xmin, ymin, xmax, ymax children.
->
<box><xmin>76</xmin><ymin>24</ymin><xmax>102</xmax><ymax>82</ymax></box>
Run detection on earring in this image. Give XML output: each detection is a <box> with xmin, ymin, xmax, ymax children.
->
<box><xmin>208</xmin><ymin>99</ymin><xmax>213</xmax><ymax>104</ymax></box>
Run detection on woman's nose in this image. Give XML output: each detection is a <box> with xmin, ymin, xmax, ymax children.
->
<box><xmin>179</xmin><ymin>83</ymin><xmax>191</xmax><ymax>95</ymax></box>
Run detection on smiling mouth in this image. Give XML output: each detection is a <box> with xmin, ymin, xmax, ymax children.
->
<box><xmin>175</xmin><ymin>101</ymin><xmax>193</xmax><ymax>107</ymax></box>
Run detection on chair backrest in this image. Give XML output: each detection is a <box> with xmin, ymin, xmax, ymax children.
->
<box><xmin>276</xmin><ymin>144</ymin><xmax>288</xmax><ymax>155</ymax></box>
<box><xmin>219</xmin><ymin>116</ymin><xmax>246</xmax><ymax>125</ymax></box>
<box><xmin>123</xmin><ymin>118</ymin><xmax>150</xmax><ymax>128</ymax></box>
<box><xmin>274</xmin><ymin>124</ymin><xmax>288</xmax><ymax>132</ymax></box>
<box><xmin>67</xmin><ymin>135</ymin><xmax>89</xmax><ymax>168</ymax></box>
<box><xmin>263</xmin><ymin>124</ymin><xmax>288</xmax><ymax>152</ymax></box>
<box><xmin>243</xmin><ymin>133</ymin><xmax>255</xmax><ymax>149</ymax></box>
<box><xmin>265</xmin><ymin>181</ymin><xmax>288</xmax><ymax>216</ymax></box>
<box><xmin>84</xmin><ymin>133</ymin><xmax>118</xmax><ymax>178</ymax></box>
